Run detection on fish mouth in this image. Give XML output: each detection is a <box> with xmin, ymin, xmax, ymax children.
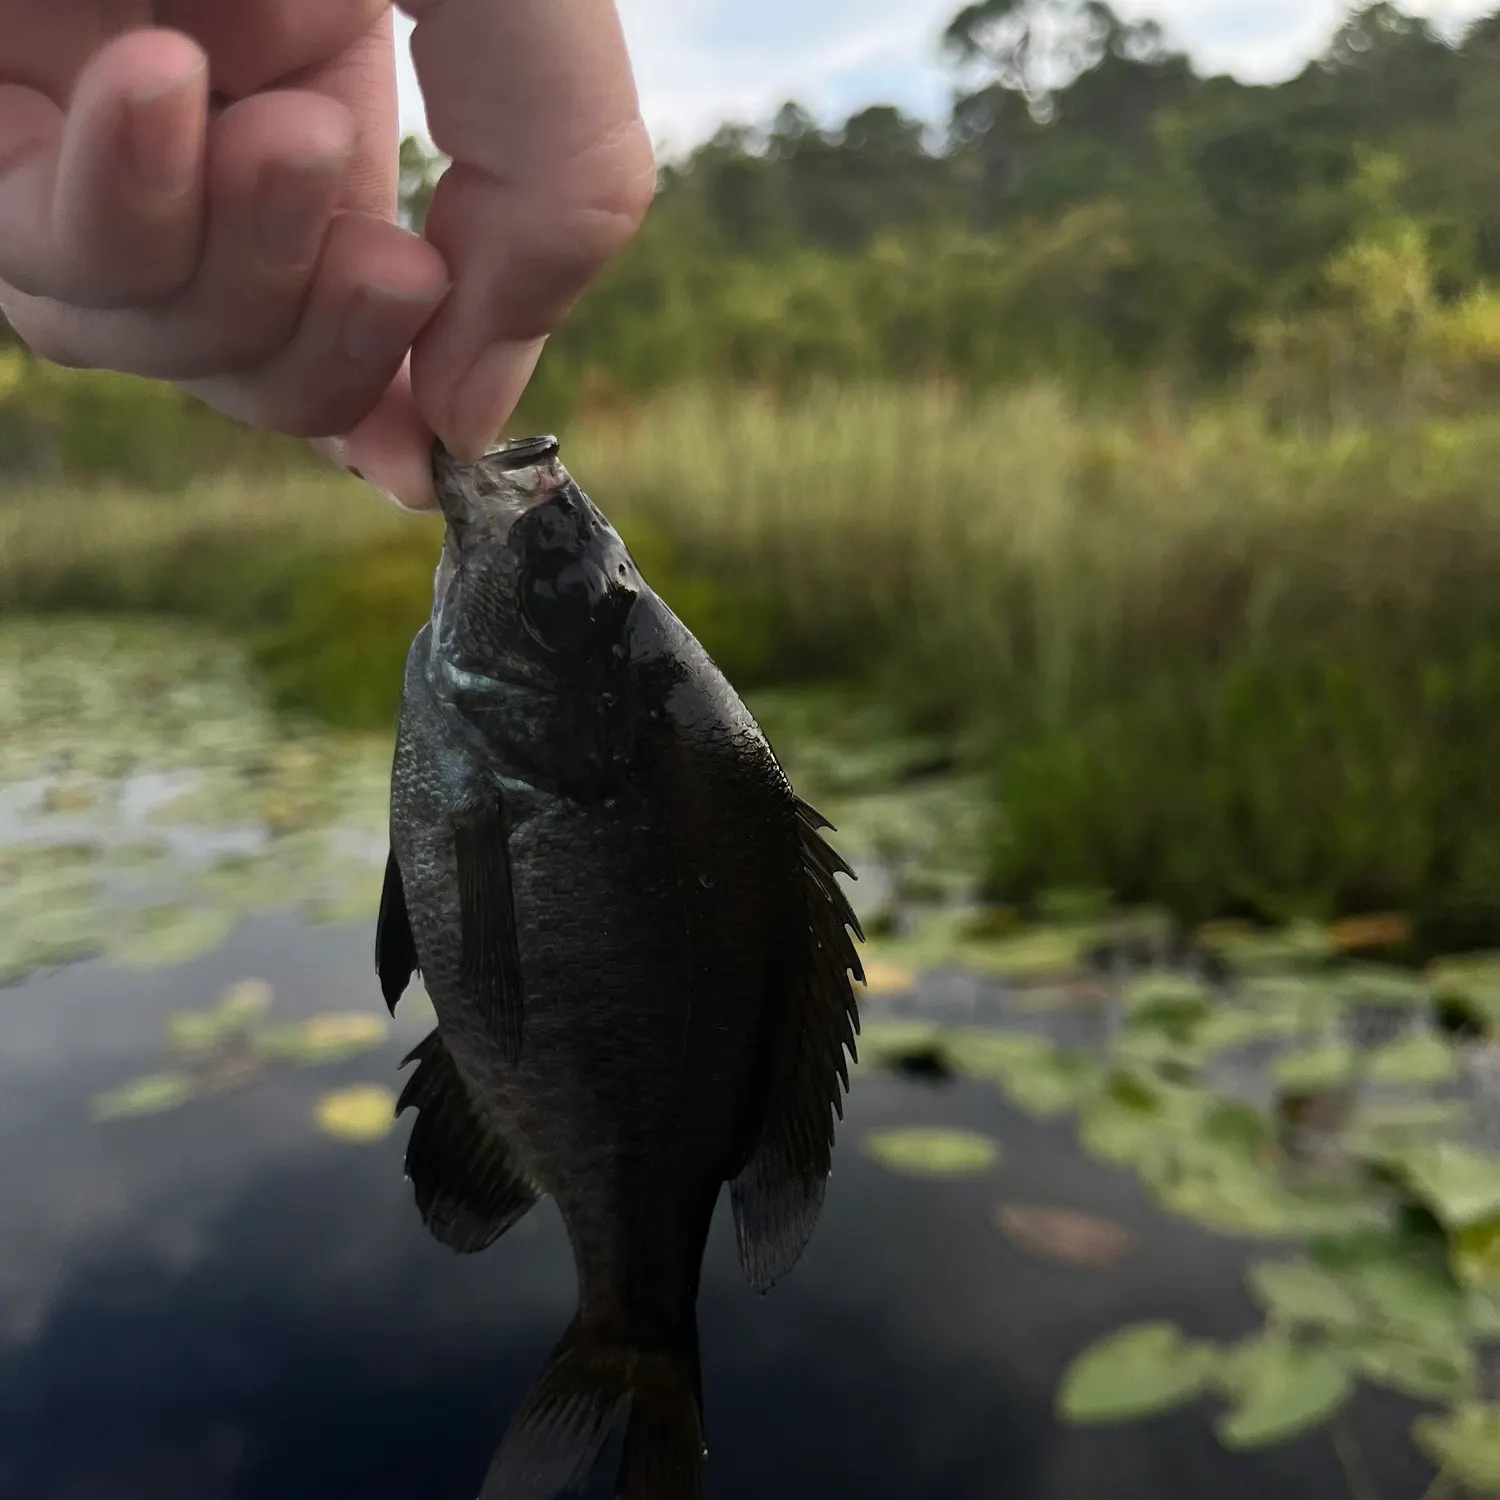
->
<box><xmin>430</xmin><ymin>436</ymin><xmax>567</xmax><ymax>535</ymax></box>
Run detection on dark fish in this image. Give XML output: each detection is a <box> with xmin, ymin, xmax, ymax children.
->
<box><xmin>377</xmin><ymin>435</ymin><xmax>864</xmax><ymax>1500</ymax></box>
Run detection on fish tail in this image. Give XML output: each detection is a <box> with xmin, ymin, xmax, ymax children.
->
<box><xmin>615</xmin><ymin>1324</ymin><xmax>704</xmax><ymax>1500</ymax></box>
<box><xmin>479</xmin><ymin>1317</ymin><xmax>704</xmax><ymax>1500</ymax></box>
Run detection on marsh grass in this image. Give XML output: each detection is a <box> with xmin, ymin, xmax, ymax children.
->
<box><xmin>10</xmin><ymin>383</ymin><xmax>1500</xmax><ymax>938</ymax></box>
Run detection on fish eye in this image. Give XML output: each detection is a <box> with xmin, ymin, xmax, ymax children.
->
<box><xmin>521</xmin><ymin>554</ymin><xmax>612</xmax><ymax>653</ymax></box>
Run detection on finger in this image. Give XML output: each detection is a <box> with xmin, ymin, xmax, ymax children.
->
<box><xmin>180</xmin><ymin>210</ymin><xmax>449</xmax><ymax>439</ymax></box>
<box><xmin>157</xmin><ymin>0</ymin><xmax>388</xmax><ymax>99</ymax></box>
<box><xmin>312</xmin><ymin>362</ymin><xmax>440</xmax><ymax>512</ymax></box>
<box><xmin>277</xmin><ymin>11</ymin><xmax>400</xmax><ymax>222</ymax></box>
<box><xmin>403</xmin><ymin>0</ymin><xmax>656</xmax><ymax>459</ymax></box>
<box><xmin>0</xmin><ymin>90</ymin><xmax>364</xmax><ymax>381</ymax></box>
<box><xmin>0</xmin><ymin>28</ymin><xmax>210</xmax><ymax>309</ymax></box>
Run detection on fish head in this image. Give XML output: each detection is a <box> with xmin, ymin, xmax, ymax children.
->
<box><xmin>426</xmin><ymin>436</ymin><xmax>648</xmax><ymax>788</ymax></box>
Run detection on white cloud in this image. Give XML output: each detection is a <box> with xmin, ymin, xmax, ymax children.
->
<box><xmin>395</xmin><ymin>0</ymin><xmax>1500</xmax><ymax>155</ymax></box>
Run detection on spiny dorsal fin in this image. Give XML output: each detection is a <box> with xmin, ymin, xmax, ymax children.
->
<box><xmin>730</xmin><ymin>796</ymin><xmax>863</xmax><ymax>1293</ymax></box>
<box><xmin>397</xmin><ymin>1029</ymin><xmax>540</xmax><ymax>1253</ymax></box>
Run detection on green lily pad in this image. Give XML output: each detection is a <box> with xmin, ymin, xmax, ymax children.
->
<box><xmin>856</xmin><ymin>1020</ymin><xmax>946</xmax><ymax>1071</ymax></box>
<box><xmin>256</xmin><ymin>1011</ymin><xmax>389</xmax><ymax>1065</ymax></box>
<box><xmin>1274</xmin><ymin>1044</ymin><xmax>1358</xmax><ymax>1092</ymax></box>
<box><xmin>1414</xmin><ymin>1404</ymin><xmax>1500</xmax><ymax>1493</ymax></box>
<box><xmin>109</xmin><ymin>905</ymin><xmax>238</xmax><ymax>969</ymax></box>
<box><xmin>1390</xmin><ymin>1142</ymin><xmax>1500</xmax><ymax>1230</ymax></box>
<box><xmin>90</xmin><ymin>1072</ymin><xmax>196</xmax><ymax>1121</ymax></box>
<box><xmin>1366</xmin><ymin>1031</ymin><xmax>1458</xmax><ymax>1086</ymax></box>
<box><xmin>999</xmin><ymin>1050</ymin><xmax>1100</xmax><ymax>1120</ymax></box>
<box><xmin>942</xmin><ymin>1029</ymin><xmax>1056</xmax><ymax>1082</ymax></box>
<box><xmin>1214</xmin><ymin>1336</ymin><xmax>1352</xmax><ymax>1450</ymax></box>
<box><xmin>1342</xmin><ymin>1330</ymin><xmax>1475</xmax><ymax>1402</ymax></box>
<box><xmin>1248</xmin><ymin>1260</ymin><xmax>1362</xmax><ymax>1331</ymax></box>
<box><xmin>863</xmin><ymin>1127</ymin><xmax>1001</xmax><ymax>1178</ymax></box>
<box><xmin>1057</xmin><ymin>1322</ymin><xmax>1217</xmax><ymax>1424</ymax></box>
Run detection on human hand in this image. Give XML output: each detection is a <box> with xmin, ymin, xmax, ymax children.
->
<box><xmin>0</xmin><ymin>3</ymin><xmax>655</xmax><ymax>509</ymax></box>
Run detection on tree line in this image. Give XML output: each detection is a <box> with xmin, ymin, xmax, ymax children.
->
<box><xmin>389</xmin><ymin>2</ymin><xmax>1500</xmax><ymax>421</ymax></box>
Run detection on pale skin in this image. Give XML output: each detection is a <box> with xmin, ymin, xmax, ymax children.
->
<box><xmin>0</xmin><ymin>3</ymin><xmax>657</xmax><ymax>510</ymax></box>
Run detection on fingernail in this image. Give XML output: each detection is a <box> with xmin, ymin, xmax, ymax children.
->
<box><xmin>446</xmin><ymin>339</ymin><xmax>547</xmax><ymax>460</ymax></box>
<box><xmin>257</xmin><ymin>155</ymin><xmax>349</xmax><ymax>268</ymax></box>
<box><xmin>127</xmin><ymin>67</ymin><xmax>204</xmax><ymax>199</ymax></box>
<box><xmin>342</xmin><ymin>283</ymin><xmax>447</xmax><ymax>364</ymax></box>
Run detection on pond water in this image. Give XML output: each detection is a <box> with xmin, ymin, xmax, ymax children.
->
<box><xmin>0</xmin><ymin>620</ymin><xmax>1468</xmax><ymax>1499</ymax></box>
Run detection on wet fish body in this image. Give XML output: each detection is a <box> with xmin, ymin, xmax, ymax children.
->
<box><xmin>376</xmin><ymin>436</ymin><xmax>863</xmax><ymax>1499</ymax></box>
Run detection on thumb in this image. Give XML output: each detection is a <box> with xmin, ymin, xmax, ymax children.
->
<box><xmin>400</xmin><ymin>0</ymin><xmax>655</xmax><ymax>460</ymax></box>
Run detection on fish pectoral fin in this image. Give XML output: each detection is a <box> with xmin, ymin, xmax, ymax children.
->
<box><xmin>375</xmin><ymin>848</ymin><xmax>420</xmax><ymax>1016</ymax></box>
<box><xmin>397</xmin><ymin>1028</ymin><xmax>540</xmax><ymax>1254</ymax></box>
<box><xmin>730</xmin><ymin>795</ymin><xmax>864</xmax><ymax>1294</ymax></box>
<box><xmin>453</xmin><ymin>797</ymin><xmax>526</xmax><ymax>1065</ymax></box>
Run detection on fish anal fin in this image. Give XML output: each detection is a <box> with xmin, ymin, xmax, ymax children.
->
<box><xmin>453</xmin><ymin>798</ymin><xmax>525</xmax><ymax>1065</ymax></box>
<box><xmin>397</xmin><ymin>1028</ymin><xmax>539</xmax><ymax>1254</ymax></box>
<box><xmin>731</xmin><ymin>796</ymin><xmax>863</xmax><ymax>1293</ymax></box>
<box><xmin>375</xmin><ymin>848</ymin><xmax>420</xmax><ymax>1016</ymax></box>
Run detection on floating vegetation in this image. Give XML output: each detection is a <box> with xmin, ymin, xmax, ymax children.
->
<box><xmin>1057</xmin><ymin>1322</ymin><xmax>1218</xmax><ymax>1424</ymax></box>
<box><xmin>858</xmin><ymin>948</ymin><xmax>1500</xmax><ymax>1491</ymax></box>
<box><xmin>314</xmin><ymin>1085</ymin><xmax>397</xmax><ymax>1143</ymax></box>
<box><xmin>863</xmin><ymin>1127</ymin><xmax>1001</xmax><ymax>1178</ymax></box>
<box><xmin>993</xmin><ymin>1204</ymin><xmax>1135</xmax><ymax>1271</ymax></box>
<box><xmin>88</xmin><ymin>978</ymin><xmax>392</xmax><ymax>1123</ymax></box>
<box><xmin>0</xmin><ymin>619</ymin><xmax>395</xmax><ymax>987</ymax></box>
<box><xmin>88</xmin><ymin>1072</ymin><xmax>197</xmax><ymax>1121</ymax></box>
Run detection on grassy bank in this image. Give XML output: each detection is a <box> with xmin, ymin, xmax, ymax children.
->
<box><xmin>9</xmin><ymin>382</ymin><xmax>1500</xmax><ymax>945</ymax></box>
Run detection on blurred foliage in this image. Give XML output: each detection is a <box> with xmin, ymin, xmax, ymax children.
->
<box><xmin>8</xmin><ymin>1</ymin><xmax>1500</xmax><ymax>941</ymax></box>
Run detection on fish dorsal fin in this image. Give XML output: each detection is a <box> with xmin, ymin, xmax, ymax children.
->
<box><xmin>452</xmin><ymin>796</ymin><xmax>526</xmax><ymax>1065</ymax></box>
<box><xmin>376</xmin><ymin>848</ymin><xmax>420</xmax><ymax>1015</ymax></box>
<box><xmin>730</xmin><ymin>795</ymin><xmax>864</xmax><ymax>1293</ymax></box>
<box><xmin>397</xmin><ymin>1028</ymin><xmax>541</xmax><ymax>1253</ymax></box>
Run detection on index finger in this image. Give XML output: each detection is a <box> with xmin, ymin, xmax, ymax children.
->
<box><xmin>401</xmin><ymin>0</ymin><xmax>656</xmax><ymax>459</ymax></box>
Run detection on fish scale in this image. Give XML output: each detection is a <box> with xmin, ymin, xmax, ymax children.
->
<box><xmin>376</xmin><ymin>436</ymin><xmax>864</xmax><ymax>1500</ymax></box>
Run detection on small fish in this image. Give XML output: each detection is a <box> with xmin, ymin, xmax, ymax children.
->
<box><xmin>377</xmin><ymin>435</ymin><xmax>864</xmax><ymax>1500</ymax></box>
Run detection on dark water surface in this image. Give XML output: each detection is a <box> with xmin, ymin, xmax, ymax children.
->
<box><xmin>0</xmin><ymin>915</ymin><xmax>1434</xmax><ymax>1500</ymax></box>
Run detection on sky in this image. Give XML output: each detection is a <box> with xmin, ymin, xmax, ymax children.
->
<box><xmin>394</xmin><ymin>0</ymin><xmax>1500</xmax><ymax>158</ymax></box>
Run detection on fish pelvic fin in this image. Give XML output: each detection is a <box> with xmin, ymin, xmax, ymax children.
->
<box><xmin>479</xmin><ymin>1318</ymin><xmax>704</xmax><ymax>1500</ymax></box>
<box><xmin>376</xmin><ymin>848</ymin><xmax>420</xmax><ymax>1015</ymax></box>
<box><xmin>397</xmin><ymin>1028</ymin><xmax>540</xmax><ymax>1253</ymax></box>
<box><xmin>731</xmin><ymin>794</ymin><xmax>863</xmax><ymax>1293</ymax></box>
<box><xmin>453</xmin><ymin>797</ymin><xmax>525</xmax><ymax>1066</ymax></box>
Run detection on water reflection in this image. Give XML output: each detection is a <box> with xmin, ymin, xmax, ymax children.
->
<box><xmin>0</xmin><ymin>917</ymin><xmax>1435</xmax><ymax>1500</ymax></box>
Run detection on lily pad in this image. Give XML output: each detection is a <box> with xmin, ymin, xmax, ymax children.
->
<box><xmin>1274</xmin><ymin>1045</ymin><xmax>1358</xmax><ymax>1092</ymax></box>
<box><xmin>314</xmin><ymin>1084</ymin><xmax>397</xmax><ymax>1143</ymax></box>
<box><xmin>1058</xmin><ymin>1322</ymin><xmax>1217</xmax><ymax>1424</ymax></box>
<box><xmin>90</xmin><ymin>1072</ymin><xmax>196</xmax><ymax>1121</ymax></box>
<box><xmin>1248</xmin><ymin>1259</ymin><xmax>1362</xmax><ymax>1331</ymax></box>
<box><xmin>1390</xmin><ymin>1142</ymin><xmax>1500</xmax><ymax>1230</ymax></box>
<box><xmin>1214</xmin><ymin>1336</ymin><xmax>1352</xmax><ymax>1450</ymax></box>
<box><xmin>1366</xmin><ymin>1031</ymin><xmax>1458</xmax><ymax>1086</ymax></box>
<box><xmin>1414</xmin><ymin>1404</ymin><xmax>1500</xmax><ymax>1493</ymax></box>
<box><xmin>256</xmin><ymin>1012</ymin><xmax>390</xmax><ymax>1065</ymax></box>
<box><xmin>1343</xmin><ymin>1330</ymin><xmax>1475</xmax><ymax>1402</ymax></box>
<box><xmin>863</xmin><ymin>1127</ymin><xmax>1000</xmax><ymax>1178</ymax></box>
<box><xmin>109</xmin><ymin>905</ymin><xmax>237</xmax><ymax>969</ymax></box>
